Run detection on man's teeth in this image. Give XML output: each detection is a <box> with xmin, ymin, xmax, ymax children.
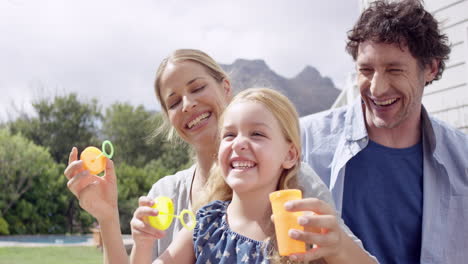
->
<box><xmin>232</xmin><ymin>161</ymin><xmax>255</xmax><ymax>169</ymax></box>
<box><xmin>187</xmin><ymin>113</ymin><xmax>210</xmax><ymax>129</ymax></box>
<box><xmin>374</xmin><ymin>98</ymin><xmax>397</xmax><ymax>106</ymax></box>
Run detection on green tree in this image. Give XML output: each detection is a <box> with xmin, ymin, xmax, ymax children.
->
<box><xmin>9</xmin><ymin>93</ymin><xmax>103</xmax><ymax>165</ymax></box>
<box><xmin>0</xmin><ymin>216</ymin><xmax>9</xmax><ymax>235</ymax></box>
<box><xmin>0</xmin><ymin>129</ymin><xmax>57</xmax><ymax>216</ymax></box>
<box><xmin>157</xmin><ymin>142</ymin><xmax>192</xmax><ymax>173</ymax></box>
<box><xmin>3</xmin><ymin>93</ymin><xmax>193</xmax><ymax>234</ymax></box>
<box><xmin>7</xmin><ymin>94</ymin><xmax>102</xmax><ymax>233</ymax></box>
<box><xmin>102</xmin><ymin>103</ymin><xmax>167</xmax><ymax>167</ymax></box>
<box><xmin>0</xmin><ymin>129</ymin><xmax>94</xmax><ymax>234</ymax></box>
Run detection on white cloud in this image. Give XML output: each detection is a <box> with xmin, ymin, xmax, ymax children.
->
<box><xmin>0</xmin><ymin>0</ymin><xmax>359</xmax><ymax>121</ymax></box>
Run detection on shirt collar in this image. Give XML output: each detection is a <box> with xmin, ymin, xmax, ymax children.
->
<box><xmin>344</xmin><ymin>97</ymin><xmax>368</xmax><ymax>142</ymax></box>
<box><xmin>421</xmin><ymin>105</ymin><xmax>436</xmax><ymax>156</ymax></box>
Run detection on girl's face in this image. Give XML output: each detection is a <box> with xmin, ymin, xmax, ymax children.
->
<box><xmin>218</xmin><ymin>101</ymin><xmax>297</xmax><ymax>194</ymax></box>
<box><xmin>159</xmin><ymin>61</ymin><xmax>231</xmax><ymax>147</ymax></box>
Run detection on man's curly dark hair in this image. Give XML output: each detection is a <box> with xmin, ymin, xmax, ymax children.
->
<box><xmin>346</xmin><ymin>0</ymin><xmax>450</xmax><ymax>85</ymax></box>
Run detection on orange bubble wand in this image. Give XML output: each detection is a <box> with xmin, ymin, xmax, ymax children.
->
<box><xmin>80</xmin><ymin>140</ymin><xmax>114</xmax><ymax>175</ymax></box>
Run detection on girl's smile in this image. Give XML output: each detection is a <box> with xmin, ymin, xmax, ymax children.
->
<box><xmin>219</xmin><ymin>101</ymin><xmax>294</xmax><ymax>194</ymax></box>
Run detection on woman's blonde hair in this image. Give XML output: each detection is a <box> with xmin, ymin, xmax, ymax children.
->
<box><xmin>154</xmin><ymin>49</ymin><xmax>230</xmax><ymax>141</ymax></box>
<box><xmin>194</xmin><ymin>88</ymin><xmax>302</xmax><ymax>263</ymax></box>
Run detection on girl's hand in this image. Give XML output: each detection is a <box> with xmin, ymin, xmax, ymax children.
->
<box><xmin>130</xmin><ymin>196</ymin><xmax>167</xmax><ymax>246</ymax></box>
<box><xmin>284</xmin><ymin>198</ymin><xmax>345</xmax><ymax>262</ymax></box>
<box><xmin>64</xmin><ymin>147</ymin><xmax>118</xmax><ymax>222</ymax></box>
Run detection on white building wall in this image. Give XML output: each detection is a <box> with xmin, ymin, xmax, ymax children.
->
<box><xmin>334</xmin><ymin>0</ymin><xmax>468</xmax><ymax>133</ymax></box>
<box><xmin>424</xmin><ymin>0</ymin><xmax>468</xmax><ymax>133</ymax></box>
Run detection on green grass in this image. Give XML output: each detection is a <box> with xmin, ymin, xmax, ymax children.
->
<box><xmin>0</xmin><ymin>246</ymin><xmax>102</xmax><ymax>264</ymax></box>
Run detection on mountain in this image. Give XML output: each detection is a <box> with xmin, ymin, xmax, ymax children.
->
<box><xmin>220</xmin><ymin>59</ymin><xmax>340</xmax><ymax>116</ymax></box>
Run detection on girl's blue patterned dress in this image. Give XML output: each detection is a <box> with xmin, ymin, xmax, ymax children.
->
<box><xmin>193</xmin><ymin>200</ymin><xmax>270</xmax><ymax>263</ymax></box>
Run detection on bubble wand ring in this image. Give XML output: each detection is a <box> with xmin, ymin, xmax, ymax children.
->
<box><xmin>176</xmin><ymin>209</ymin><xmax>197</xmax><ymax>230</ymax></box>
<box><xmin>148</xmin><ymin>196</ymin><xmax>197</xmax><ymax>230</ymax></box>
<box><xmin>98</xmin><ymin>140</ymin><xmax>114</xmax><ymax>159</ymax></box>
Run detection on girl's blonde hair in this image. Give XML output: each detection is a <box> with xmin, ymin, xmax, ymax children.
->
<box><xmin>154</xmin><ymin>49</ymin><xmax>230</xmax><ymax>141</ymax></box>
<box><xmin>194</xmin><ymin>87</ymin><xmax>302</xmax><ymax>263</ymax></box>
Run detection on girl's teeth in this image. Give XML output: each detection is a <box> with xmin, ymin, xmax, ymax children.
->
<box><xmin>232</xmin><ymin>161</ymin><xmax>255</xmax><ymax>169</ymax></box>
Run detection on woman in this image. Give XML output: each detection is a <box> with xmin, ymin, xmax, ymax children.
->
<box><xmin>65</xmin><ymin>49</ymin><xmax>232</xmax><ymax>264</ymax></box>
<box><xmin>129</xmin><ymin>49</ymin><xmax>233</xmax><ymax>263</ymax></box>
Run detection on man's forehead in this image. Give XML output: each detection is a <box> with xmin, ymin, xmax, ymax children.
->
<box><xmin>358</xmin><ymin>40</ymin><xmax>410</xmax><ymax>52</ymax></box>
<box><xmin>356</xmin><ymin>41</ymin><xmax>413</xmax><ymax>62</ymax></box>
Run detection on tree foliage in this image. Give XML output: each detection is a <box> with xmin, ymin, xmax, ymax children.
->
<box><xmin>0</xmin><ymin>129</ymin><xmax>57</xmax><ymax>216</ymax></box>
<box><xmin>0</xmin><ymin>130</ymin><xmax>81</xmax><ymax>234</ymax></box>
<box><xmin>102</xmin><ymin>103</ymin><xmax>164</xmax><ymax>167</ymax></box>
<box><xmin>0</xmin><ymin>217</ymin><xmax>9</xmax><ymax>235</ymax></box>
<box><xmin>9</xmin><ymin>93</ymin><xmax>102</xmax><ymax>164</ymax></box>
<box><xmin>1</xmin><ymin>94</ymin><xmax>192</xmax><ymax>235</ymax></box>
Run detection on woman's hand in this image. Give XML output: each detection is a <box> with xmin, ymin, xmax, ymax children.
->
<box><xmin>284</xmin><ymin>198</ymin><xmax>346</xmax><ymax>262</ymax></box>
<box><xmin>64</xmin><ymin>147</ymin><xmax>118</xmax><ymax>222</ymax></box>
<box><xmin>130</xmin><ymin>196</ymin><xmax>167</xmax><ymax>246</ymax></box>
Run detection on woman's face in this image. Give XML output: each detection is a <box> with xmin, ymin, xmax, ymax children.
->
<box><xmin>159</xmin><ymin>60</ymin><xmax>231</xmax><ymax>147</ymax></box>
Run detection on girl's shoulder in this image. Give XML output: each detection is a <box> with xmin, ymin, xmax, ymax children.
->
<box><xmin>193</xmin><ymin>200</ymin><xmax>229</xmax><ymax>249</ymax></box>
<box><xmin>193</xmin><ymin>200</ymin><xmax>268</xmax><ymax>263</ymax></box>
<box><xmin>196</xmin><ymin>200</ymin><xmax>229</xmax><ymax>223</ymax></box>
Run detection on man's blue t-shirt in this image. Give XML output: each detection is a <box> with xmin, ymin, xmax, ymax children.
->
<box><xmin>342</xmin><ymin>140</ymin><xmax>423</xmax><ymax>264</ymax></box>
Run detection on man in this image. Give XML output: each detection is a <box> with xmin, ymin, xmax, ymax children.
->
<box><xmin>300</xmin><ymin>0</ymin><xmax>468</xmax><ymax>263</ymax></box>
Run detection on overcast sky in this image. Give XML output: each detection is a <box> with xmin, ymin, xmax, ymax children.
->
<box><xmin>0</xmin><ymin>0</ymin><xmax>360</xmax><ymax>122</ymax></box>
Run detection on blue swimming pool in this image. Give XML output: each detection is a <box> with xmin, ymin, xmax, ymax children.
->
<box><xmin>0</xmin><ymin>234</ymin><xmax>93</xmax><ymax>244</ymax></box>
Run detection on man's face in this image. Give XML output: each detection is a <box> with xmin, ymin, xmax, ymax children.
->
<box><xmin>356</xmin><ymin>41</ymin><xmax>437</xmax><ymax>130</ymax></box>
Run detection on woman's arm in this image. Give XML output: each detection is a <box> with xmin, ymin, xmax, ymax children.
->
<box><xmin>64</xmin><ymin>147</ymin><xmax>128</xmax><ymax>264</ymax></box>
<box><xmin>101</xmin><ymin>210</ymin><xmax>129</xmax><ymax>264</ymax></box>
<box><xmin>154</xmin><ymin>228</ymin><xmax>195</xmax><ymax>264</ymax></box>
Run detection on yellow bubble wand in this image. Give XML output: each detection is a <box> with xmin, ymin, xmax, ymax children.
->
<box><xmin>148</xmin><ymin>196</ymin><xmax>196</xmax><ymax>230</ymax></box>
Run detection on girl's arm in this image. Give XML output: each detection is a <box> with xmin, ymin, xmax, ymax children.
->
<box><xmin>153</xmin><ymin>228</ymin><xmax>195</xmax><ymax>264</ymax></box>
<box><xmin>283</xmin><ymin>198</ymin><xmax>377</xmax><ymax>264</ymax></box>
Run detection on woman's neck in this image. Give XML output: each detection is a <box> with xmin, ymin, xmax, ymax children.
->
<box><xmin>194</xmin><ymin>144</ymin><xmax>217</xmax><ymax>183</ymax></box>
<box><xmin>190</xmin><ymin>144</ymin><xmax>217</xmax><ymax>204</ymax></box>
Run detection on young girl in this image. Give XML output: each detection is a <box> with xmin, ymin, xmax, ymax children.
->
<box><xmin>155</xmin><ymin>88</ymin><xmax>376</xmax><ymax>263</ymax></box>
